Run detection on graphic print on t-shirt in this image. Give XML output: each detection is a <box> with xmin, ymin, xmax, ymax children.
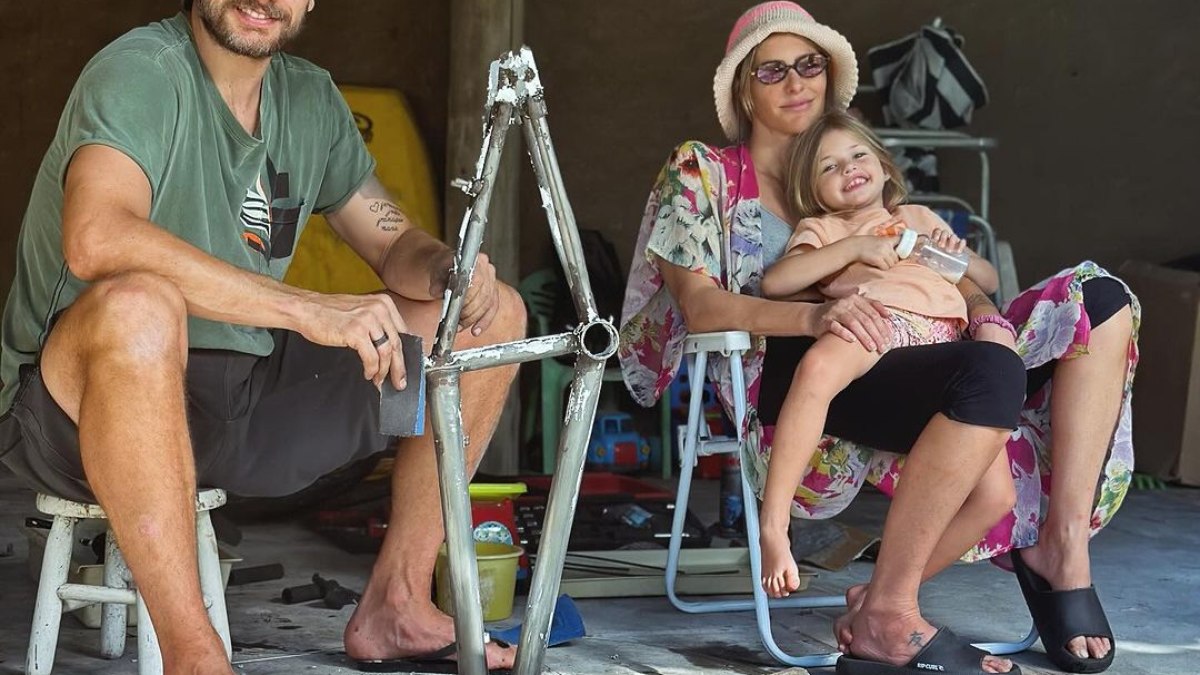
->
<box><xmin>239</xmin><ymin>175</ymin><xmax>271</xmax><ymax>255</ymax></box>
<box><xmin>239</xmin><ymin>156</ymin><xmax>305</xmax><ymax>260</ymax></box>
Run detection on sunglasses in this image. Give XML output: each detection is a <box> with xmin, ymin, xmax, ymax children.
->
<box><xmin>752</xmin><ymin>54</ymin><xmax>830</xmax><ymax>85</ymax></box>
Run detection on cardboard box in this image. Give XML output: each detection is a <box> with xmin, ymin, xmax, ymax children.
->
<box><xmin>1119</xmin><ymin>260</ymin><xmax>1200</xmax><ymax>485</ymax></box>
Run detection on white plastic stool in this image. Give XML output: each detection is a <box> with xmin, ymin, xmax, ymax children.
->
<box><xmin>26</xmin><ymin>488</ymin><xmax>232</xmax><ymax>675</ymax></box>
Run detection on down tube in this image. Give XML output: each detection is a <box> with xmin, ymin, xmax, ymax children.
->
<box><xmin>513</xmin><ymin>356</ymin><xmax>606</xmax><ymax>674</ymax></box>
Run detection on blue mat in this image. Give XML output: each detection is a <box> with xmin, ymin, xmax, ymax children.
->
<box><xmin>491</xmin><ymin>594</ymin><xmax>586</xmax><ymax>647</ymax></box>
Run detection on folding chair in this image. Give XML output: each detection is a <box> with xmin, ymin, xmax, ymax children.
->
<box><xmin>664</xmin><ymin>330</ymin><xmax>1038</xmax><ymax>668</ymax></box>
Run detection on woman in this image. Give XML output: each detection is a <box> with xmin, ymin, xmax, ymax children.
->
<box><xmin>619</xmin><ymin>3</ymin><xmax>1137</xmax><ymax>674</ymax></box>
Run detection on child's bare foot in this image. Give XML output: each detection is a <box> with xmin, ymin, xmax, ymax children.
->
<box><xmin>759</xmin><ymin>525</ymin><xmax>801</xmax><ymax>598</ymax></box>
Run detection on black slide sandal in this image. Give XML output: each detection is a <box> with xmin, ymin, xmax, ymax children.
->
<box><xmin>1011</xmin><ymin>548</ymin><xmax>1115</xmax><ymax>673</ymax></box>
<box><xmin>835</xmin><ymin>628</ymin><xmax>1021</xmax><ymax>674</ymax></box>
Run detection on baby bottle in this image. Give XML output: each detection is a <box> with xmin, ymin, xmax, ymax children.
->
<box><xmin>895</xmin><ymin>229</ymin><xmax>970</xmax><ymax>283</ymax></box>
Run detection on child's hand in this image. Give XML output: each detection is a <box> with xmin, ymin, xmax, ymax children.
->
<box><xmin>930</xmin><ymin>228</ymin><xmax>967</xmax><ymax>253</ymax></box>
<box><xmin>873</xmin><ymin>216</ymin><xmax>907</xmax><ymax>237</ymax></box>
<box><xmin>855</xmin><ymin>235</ymin><xmax>900</xmax><ymax>270</ymax></box>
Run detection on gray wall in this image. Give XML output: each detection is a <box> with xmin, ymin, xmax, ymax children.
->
<box><xmin>2</xmin><ymin>1</ymin><xmax>1197</xmax><ymax>309</ymax></box>
<box><xmin>521</xmin><ymin>0</ymin><xmax>1200</xmax><ymax>286</ymax></box>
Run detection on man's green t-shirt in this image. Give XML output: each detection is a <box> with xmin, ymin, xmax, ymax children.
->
<box><xmin>1</xmin><ymin>14</ymin><xmax>375</xmax><ymax>410</ymax></box>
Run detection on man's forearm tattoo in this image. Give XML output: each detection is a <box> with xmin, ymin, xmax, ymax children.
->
<box><xmin>368</xmin><ymin>200</ymin><xmax>407</xmax><ymax>232</ymax></box>
<box><xmin>908</xmin><ymin>631</ymin><xmax>926</xmax><ymax>647</ymax></box>
<box><xmin>965</xmin><ymin>292</ymin><xmax>997</xmax><ymax>314</ymax></box>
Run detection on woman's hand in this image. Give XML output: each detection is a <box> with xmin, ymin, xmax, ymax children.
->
<box><xmin>810</xmin><ymin>295</ymin><xmax>893</xmax><ymax>353</ymax></box>
<box><xmin>972</xmin><ymin>322</ymin><xmax>1018</xmax><ymax>354</ymax></box>
<box><xmin>854</xmin><ymin>235</ymin><xmax>901</xmax><ymax>270</ymax></box>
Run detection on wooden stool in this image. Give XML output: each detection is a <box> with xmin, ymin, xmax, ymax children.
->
<box><xmin>26</xmin><ymin>489</ymin><xmax>231</xmax><ymax>675</ymax></box>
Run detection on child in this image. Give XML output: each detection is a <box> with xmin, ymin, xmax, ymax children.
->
<box><xmin>757</xmin><ymin>110</ymin><xmax>1007</xmax><ymax>598</ymax></box>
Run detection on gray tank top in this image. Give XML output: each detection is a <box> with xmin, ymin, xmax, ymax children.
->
<box><xmin>760</xmin><ymin>207</ymin><xmax>793</xmax><ymax>266</ymax></box>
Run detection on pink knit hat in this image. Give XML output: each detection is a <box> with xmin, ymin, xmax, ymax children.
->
<box><xmin>714</xmin><ymin>2</ymin><xmax>858</xmax><ymax>141</ymax></box>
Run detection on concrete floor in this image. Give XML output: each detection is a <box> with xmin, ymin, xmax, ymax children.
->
<box><xmin>1</xmin><ymin>467</ymin><xmax>1197</xmax><ymax>675</ymax></box>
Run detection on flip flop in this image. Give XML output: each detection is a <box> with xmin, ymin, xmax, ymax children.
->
<box><xmin>1010</xmin><ymin>548</ymin><xmax>1115</xmax><ymax>673</ymax></box>
<box><xmin>354</xmin><ymin>639</ymin><xmax>513</xmax><ymax>674</ymax></box>
<box><xmin>835</xmin><ymin>628</ymin><xmax>1022</xmax><ymax>674</ymax></box>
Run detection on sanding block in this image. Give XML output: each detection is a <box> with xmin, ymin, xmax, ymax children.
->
<box><xmin>379</xmin><ymin>333</ymin><xmax>426</xmax><ymax>437</ymax></box>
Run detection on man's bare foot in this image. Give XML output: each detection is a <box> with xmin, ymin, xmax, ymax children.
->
<box><xmin>834</xmin><ymin>583</ymin><xmax>867</xmax><ymax>652</ymax></box>
<box><xmin>847</xmin><ymin>602</ymin><xmax>1015</xmax><ymax>673</ymax></box>
<box><xmin>1018</xmin><ymin>530</ymin><xmax>1112</xmax><ymax>661</ymax></box>
<box><xmin>163</xmin><ymin>644</ymin><xmax>235</xmax><ymax>675</ymax></box>
<box><xmin>759</xmin><ymin>524</ymin><xmax>801</xmax><ymax>598</ymax></box>
<box><xmin>345</xmin><ymin>592</ymin><xmax>516</xmax><ymax>670</ymax></box>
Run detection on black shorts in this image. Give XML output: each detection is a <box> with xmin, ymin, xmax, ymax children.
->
<box><xmin>756</xmin><ymin>277</ymin><xmax>1132</xmax><ymax>454</ymax></box>
<box><xmin>758</xmin><ymin>338</ymin><xmax>1027</xmax><ymax>454</ymax></box>
<box><xmin>0</xmin><ymin>330</ymin><xmax>392</xmax><ymax>503</ymax></box>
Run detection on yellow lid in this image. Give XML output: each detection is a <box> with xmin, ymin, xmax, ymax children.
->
<box><xmin>469</xmin><ymin>482</ymin><xmax>528</xmax><ymax>500</ymax></box>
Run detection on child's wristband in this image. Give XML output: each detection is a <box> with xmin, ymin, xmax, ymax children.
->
<box><xmin>968</xmin><ymin>314</ymin><xmax>1017</xmax><ymax>341</ymax></box>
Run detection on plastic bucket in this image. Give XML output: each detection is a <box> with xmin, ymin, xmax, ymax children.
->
<box><xmin>435</xmin><ymin>541</ymin><xmax>523</xmax><ymax>622</ymax></box>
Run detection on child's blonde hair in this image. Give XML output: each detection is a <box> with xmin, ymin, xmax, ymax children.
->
<box><xmin>786</xmin><ymin>110</ymin><xmax>908</xmax><ymax>219</ymax></box>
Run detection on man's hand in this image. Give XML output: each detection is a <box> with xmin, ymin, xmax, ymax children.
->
<box><xmin>428</xmin><ymin>249</ymin><xmax>500</xmax><ymax>336</ymax></box>
<box><xmin>810</xmin><ymin>295</ymin><xmax>893</xmax><ymax>353</ymax></box>
<box><xmin>298</xmin><ymin>292</ymin><xmax>410</xmax><ymax>389</ymax></box>
<box><xmin>854</xmin><ymin>234</ymin><xmax>901</xmax><ymax>270</ymax></box>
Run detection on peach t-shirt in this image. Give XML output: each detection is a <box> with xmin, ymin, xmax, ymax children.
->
<box><xmin>786</xmin><ymin>204</ymin><xmax>967</xmax><ymax>324</ymax></box>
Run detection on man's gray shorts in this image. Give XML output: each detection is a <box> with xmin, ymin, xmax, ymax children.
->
<box><xmin>0</xmin><ymin>330</ymin><xmax>393</xmax><ymax>503</ymax></box>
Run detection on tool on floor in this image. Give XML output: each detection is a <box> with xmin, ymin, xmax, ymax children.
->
<box><xmin>280</xmin><ymin>573</ymin><xmax>362</xmax><ymax>609</ymax></box>
<box><xmin>227</xmin><ymin>563</ymin><xmax>285</xmax><ymax>587</ymax></box>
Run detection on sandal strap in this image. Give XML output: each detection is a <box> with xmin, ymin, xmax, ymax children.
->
<box><xmin>1038</xmin><ymin>587</ymin><xmax>1115</xmax><ymax>646</ymax></box>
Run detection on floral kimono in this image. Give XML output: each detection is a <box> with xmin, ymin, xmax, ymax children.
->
<box><xmin>619</xmin><ymin>141</ymin><xmax>1141</xmax><ymax>563</ymax></box>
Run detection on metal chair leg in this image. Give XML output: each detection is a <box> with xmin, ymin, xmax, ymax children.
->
<box><xmin>664</xmin><ymin>343</ymin><xmax>844</xmax><ymax>668</ymax></box>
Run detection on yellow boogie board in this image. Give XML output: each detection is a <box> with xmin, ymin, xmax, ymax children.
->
<box><xmin>284</xmin><ymin>86</ymin><xmax>440</xmax><ymax>294</ymax></box>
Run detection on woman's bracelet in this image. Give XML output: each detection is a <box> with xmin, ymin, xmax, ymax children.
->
<box><xmin>967</xmin><ymin>314</ymin><xmax>1018</xmax><ymax>341</ymax></box>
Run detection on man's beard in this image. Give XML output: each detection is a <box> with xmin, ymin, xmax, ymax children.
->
<box><xmin>196</xmin><ymin>0</ymin><xmax>304</xmax><ymax>59</ymax></box>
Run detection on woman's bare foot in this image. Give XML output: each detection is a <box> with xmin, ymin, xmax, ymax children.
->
<box><xmin>345</xmin><ymin>589</ymin><xmax>516</xmax><ymax>670</ymax></box>
<box><xmin>760</xmin><ymin>524</ymin><xmax>801</xmax><ymax>598</ymax></box>
<box><xmin>834</xmin><ymin>583</ymin><xmax>868</xmax><ymax>652</ymax></box>
<box><xmin>1018</xmin><ymin>528</ymin><xmax>1112</xmax><ymax>661</ymax></box>
<box><xmin>847</xmin><ymin>602</ymin><xmax>1015</xmax><ymax>673</ymax></box>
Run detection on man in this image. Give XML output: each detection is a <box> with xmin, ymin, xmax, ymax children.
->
<box><xmin>0</xmin><ymin>1</ymin><xmax>524</xmax><ymax>672</ymax></box>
